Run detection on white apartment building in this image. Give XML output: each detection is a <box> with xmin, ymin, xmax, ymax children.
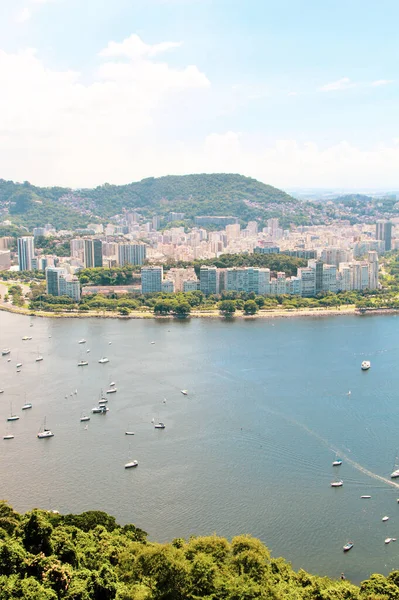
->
<box><xmin>322</xmin><ymin>264</ymin><xmax>337</xmax><ymax>293</ymax></box>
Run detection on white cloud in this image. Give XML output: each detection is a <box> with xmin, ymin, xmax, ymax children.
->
<box><xmin>0</xmin><ymin>35</ymin><xmax>210</xmax><ymax>186</ymax></box>
<box><xmin>320</xmin><ymin>77</ymin><xmax>354</xmax><ymax>92</ymax></box>
<box><xmin>0</xmin><ymin>36</ymin><xmax>397</xmax><ymax>189</ymax></box>
<box><xmin>15</xmin><ymin>7</ymin><xmax>32</xmax><ymax>22</ymax></box>
<box><xmin>99</xmin><ymin>35</ymin><xmax>182</xmax><ymax>60</ymax></box>
<box><xmin>372</xmin><ymin>79</ymin><xmax>394</xmax><ymax>86</ymax></box>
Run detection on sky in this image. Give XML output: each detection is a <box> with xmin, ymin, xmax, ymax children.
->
<box><xmin>0</xmin><ymin>0</ymin><xmax>398</xmax><ymax>189</ymax></box>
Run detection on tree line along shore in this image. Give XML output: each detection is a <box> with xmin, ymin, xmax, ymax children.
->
<box><xmin>1</xmin><ymin>250</ymin><xmax>399</xmax><ymax>318</ymax></box>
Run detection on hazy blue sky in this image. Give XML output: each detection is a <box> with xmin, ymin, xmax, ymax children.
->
<box><xmin>1</xmin><ymin>0</ymin><xmax>398</xmax><ymax>188</ymax></box>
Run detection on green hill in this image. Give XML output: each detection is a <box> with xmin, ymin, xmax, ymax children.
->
<box><xmin>0</xmin><ymin>501</ymin><xmax>394</xmax><ymax>599</ymax></box>
<box><xmin>0</xmin><ymin>174</ymin><xmax>320</xmax><ymax>230</ymax></box>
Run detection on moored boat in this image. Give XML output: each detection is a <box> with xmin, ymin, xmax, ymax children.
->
<box><xmin>1</xmin><ymin>349</ymin><xmax>10</xmax><ymax>356</ymax></box>
<box><xmin>22</xmin><ymin>403</ymin><xmax>32</xmax><ymax>410</ymax></box>
<box><xmin>343</xmin><ymin>542</ymin><xmax>353</xmax><ymax>552</ymax></box>
<box><xmin>106</xmin><ymin>388</ymin><xmax>117</xmax><ymax>394</ymax></box>
<box><xmin>124</xmin><ymin>460</ymin><xmax>138</xmax><ymax>469</ymax></box>
<box><xmin>37</xmin><ymin>418</ymin><xmax>54</xmax><ymax>438</ymax></box>
<box><xmin>154</xmin><ymin>422</ymin><xmax>166</xmax><ymax>429</ymax></box>
<box><xmin>332</xmin><ymin>459</ymin><xmax>343</xmax><ymax>466</ymax></box>
<box><xmin>361</xmin><ymin>360</ymin><xmax>371</xmax><ymax>370</ymax></box>
<box><xmin>331</xmin><ymin>480</ymin><xmax>343</xmax><ymax>488</ymax></box>
<box><xmin>78</xmin><ymin>360</ymin><xmax>88</xmax><ymax>367</ymax></box>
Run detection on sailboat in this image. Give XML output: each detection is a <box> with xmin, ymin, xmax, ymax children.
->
<box><xmin>37</xmin><ymin>417</ymin><xmax>54</xmax><ymax>438</ymax></box>
<box><xmin>124</xmin><ymin>443</ymin><xmax>138</xmax><ymax>468</ymax></box>
<box><xmin>3</xmin><ymin>434</ymin><xmax>14</xmax><ymax>440</ymax></box>
<box><xmin>80</xmin><ymin>414</ymin><xmax>90</xmax><ymax>422</ymax></box>
<box><xmin>154</xmin><ymin>422</ymin><xmax>166</xmax><ymax>429</ymax></box>
<box><xmin>35</xmin><ymin>348</ymin><xmax>43</xmax><ymax>362</ymax></box>
<box><xmin>98</xmin><ymin>357</ymin><xmax>109</xmax><ymax>364</ymax></box>
<box><xmin>7</xmin><ymin>403</ymin><xmax>19</xmax><ymax>422</ymax></box>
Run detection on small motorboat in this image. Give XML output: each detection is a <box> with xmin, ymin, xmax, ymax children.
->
<box><xmin>391</xmin><ymin>469</ymin><xmax>399</xmax><ymax>479</ymax></box>
<box><xmin>106</xmin><ymin>388</ymin><xmax>117</xmax><ymax>394</ymax></box>
<box><xmin>98</xmin><ymin>399</ymin><xmax>108</xmax><ymax>405</ymax></box>
<box><xmin>361</xmin><ymin>495</ymin><xmax>371</xmax><ymax>499</ymax></box>
<box><xmin>16</xmin><ymin>369</ymin><xmax>21</xmax><ymax>373</ymax></box>
<box><xmin>35</xmin><ymin>356</ymin><xmax>43</xmax><ymax>362</ymax></box>
<box><xmin>151</xmin><ymin>341</ymin><xmax>155</xmax><ymax>344</ymax></box>
<box><xmin>382</xmin><ymin>516</ymin><xmax>389</xmax><ymax>522</ymax></box>
<box><xmin>331</xmin><ymin>481</ymin><xmax>343</xmax><ymax>488</ymax></box>
<box><xmin>7</xmin><ymin>415</ymin><xmax>19</xmax><ymax>422</ymax></box>
<box><xmin>1</xmin><ymin>349</ymin><xmax>11</xmax><ymax>356</ymax></box>
<box><xmin>125</xmin><ymin>431</ymin><xmax>135</xmax><ymax>435</ymax></box>
<box><xmin>181</xmin><ymin>389</ymin><xmax>188</xmax><ymax>395</ymax></box>
<box><xmin>3</xmin><ymin>434</ymin><xmax>14</xmax><ymax>440</ymax></box>
<box><xmin>154</xmin><ymin>422</ymin><xmax>166</xmax><ymax>429</ymax></box>
<box><xmin>333</xmin><ymin>459</ymin><xmax>343</xmax><ymax>467</ymax></box>
<box><xmin>16</xmin><ymin>363</ymin><xmax>22</xmax><ymax>368</ymax></box>
<box><xmin>86</xmin><ymin>349</ymin><xmax>90</xmax><ymax>353</ymax></box>
<box><xmin>78</xmin><ymin>360</ymin><xmax>88</xmax><ymax>367</ymax></box>
<box><xmin>98</xmin><ymin>357</ymin><xmax>109</xmax><ymax>364</ymax></box>
<box><xmin>22</xmin><ymin>336</ymin><xmax>32</xmax><ymax>341</ymax></box>
<box><xmin>109</xmin><ymin>382</ymin><xmax>116</xmax><ymax>387</ymax></box>
<box><xmin>343</xmin><ymin>542</ymin><xmax>353</xmax><ymax>552</ymax></box>
<box><xmin>385</xmin><ymin>537</ymin><xmax>396</xmax><ymax>544</ymax></box>
<box><xmin>22</xmin><ymin>403</ymin><xmax>32</xmax><ymax>410</ymax></box>
<box><xmin>80</xmin><ymin>416</ymin><xmax>90</xmax><ymax>422</ymax></box>
<box><xmin>0</xmin><ymin>390</ymin><xmax>4</xmax><ymax>394</ymax></box>
<box><xmin>108</xmin><ymin>342</ymin><xmax>112</xmax><ymax>345</ymax></box>
<box><xmin>361</xmin><ymin>360</ymin><xmax>371</xmax><ymax>371</ymax></box>
<box><xmin>125</xmin><ymin>460</ymin><xmax>138</xmax><ymax>469</ymax></box>
<box><xmin>78</xmin><ymin>339</ymin><xmax>86</xmax><ymax>344</ymax></box>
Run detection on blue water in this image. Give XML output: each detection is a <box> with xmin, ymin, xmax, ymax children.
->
<box><xmin>1</xmin><ymin>311</ymin><xmax>399</xmax><ymax>583</ymax></box>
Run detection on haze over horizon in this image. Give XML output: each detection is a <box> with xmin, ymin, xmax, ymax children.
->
<box><xmin>1</xmin><ymin>0</ymin><xmax>398</xmax><ymax>189</ymax></box>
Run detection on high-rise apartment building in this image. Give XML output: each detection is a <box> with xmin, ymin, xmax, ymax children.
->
<box><xmin>141</xmin><ymin>266</ymin><xmax>163</xmax><ymax>293</ymax></box>
<box><xmin>225</xmin><ymin>267</ymin><xmax>270</xmax><ymax>295</ymax></box>
<box><xmin>0</xmin><ymin>250</ymin><xmax>11</xmax><ymax>271</ymax></box>
<box><xmin>368</xmin><ymin>251</ymin><xmax>379</xmax><ymax>290</ymax></box>
<box><xmin>297</xmin><ymin>267</ymin><xmax>316</xmax><ymax>297</ymax></box>
<box><xmin>199</xmin><ymin>266</ymin><xmax>219</xmax><ymax>295</ymax></box>
<box><xmin>322</xmin><ymin>265</ymin><xmax>337</xmax><ymax>292</ymax></box>
<box><xmin>17</xmin><ymin>236</ymin><xmax>35</xmax><ymax>271</ymax></box>
<box><xmin>376</xmin><ymin>220</ymin><xmax>393</xmax><ymax>251</ymax></box>
<box><xmin>45</xmin><ymin>267</ymin><xmax>65</xmax><ymax>296</ymax></box>
<box><xmin>117</xmin><ymin>243</ymin><xmax>147</xmax><ymax>266</ymax></box>
<box><xmin>308</xmin><ymin>260</ymin><xmax>323</xmax><ymax>294</ymax></box>
<box><xmin>84</xmin><ymin>239</ymin><xmax>103</xmax><ymax>268</ymax></box>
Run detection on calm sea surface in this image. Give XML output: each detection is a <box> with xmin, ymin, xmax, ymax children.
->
<box><xmin>1</xmin><ymin>311</ymin><xmax>399</xmax><ymax>582</ymax></box>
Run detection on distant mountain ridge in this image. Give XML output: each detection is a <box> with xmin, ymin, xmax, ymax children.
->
<box><xmin>0</xmin><ymin>173</ymin><xmax>315</xmax><ymax>230</ymax></box>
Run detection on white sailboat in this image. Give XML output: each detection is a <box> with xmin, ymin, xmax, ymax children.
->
<box><xmin>3</xmin><ymin>434</ymin><xmax>14</xmax><ymax>440</ymax></box>
<box><xmin>181</xmin><ymin>389</ymin><xmax>188</xmax><ymax>395</ymax></box>
<box><xmin>78</xmin><ymin>339</ymin><xmax>86</xmax><ymax>344</ymax></box>
<box><xmin>1</xmin><ymin>348</ymin><xmax>11</xmax><ymax>356</ymax></box>
<box><xmin>98</xmin><ymin>357</ymin><xmax>109</xmax><ymax>364</ymax></box>
<box><xmin>35</xmin><ymin>348</ymin><xmax>43</xmax><ymax>362</ymax></box>
<box><xmin>154</xmin><ymin>422</ymin><xmax>166</xmax><ymax>429</ymax></box>
<box><xmin>37</xmin><ymin>417</ymin><xmax>54</xmax><ymax>438</ymax></box>
<box><xmin>124</xmin><ymin>443</ymin><xmax>138</xmax><ymax>469</ymax></box>
<box><xmin>80</xmin><ymin>414</ymin><xmax>90</xmax><ymax>422</ymax></box>
<box><xmin>7</xmin><ymin>403</ymin><xmax>19</xmax><ymax>422</ymax></box>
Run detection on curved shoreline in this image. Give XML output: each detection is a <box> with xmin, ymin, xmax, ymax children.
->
<box><xmin>1</xmin><ymin>302</ymin><xmax>398</xmax><ymax>320</ymax></box>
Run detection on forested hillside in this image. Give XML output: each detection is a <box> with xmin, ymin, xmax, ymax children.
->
<box><xmin>0</xmin><ymin>502</ymin><xmax>395</xmax><ymax>599</ymax></box>
<box><xmin>0</xmin><ymin>174</ymin><xmax>319</xmax><ymax>230</ymax></box>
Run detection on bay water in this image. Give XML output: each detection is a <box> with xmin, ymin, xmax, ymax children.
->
<box><xmin>1</xmin><ymin>311</ymin><xmax>399</xmax><ymax>583</ymax></box>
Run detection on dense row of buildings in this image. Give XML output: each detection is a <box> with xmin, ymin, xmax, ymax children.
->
<box><xmin>5</xmin><ymin>216</ymin><xmax>388</xmax><ymax>301</ymax></box>
<box><xmin>140</xmin><ymin>252</ymin><xmax>379</xmax><ymax>296</ymax></box>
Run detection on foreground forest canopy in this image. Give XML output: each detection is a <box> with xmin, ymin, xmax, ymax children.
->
<box><xmin>0</xmin><ymin>502</ymin><xmax>398</xmax><ymax>599</ymax></box>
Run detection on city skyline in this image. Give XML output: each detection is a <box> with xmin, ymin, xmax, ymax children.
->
<box><xmin>0</xmin><ymin>1</ymin><xmax>398</xmax><ymax>189</ymax></box>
